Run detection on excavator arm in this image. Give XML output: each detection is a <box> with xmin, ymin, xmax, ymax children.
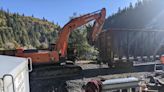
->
<box><xmin>55</xmin><ymin>8</ymin><xmax>106</xmax><ymax>58</ymax></box>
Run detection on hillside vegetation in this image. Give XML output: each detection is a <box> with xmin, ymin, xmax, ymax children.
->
<box><xmin>69</xmin><ymin>25</ymin><xmax>98</xmax><ymax>60</ymax></box>
<box><xmin>104</xmin><ymin>0</ymin><xmax>164</xmax><ymax>30</ymax></box>
<box><xmin>0</xmin><ymin>9</ymin><xmax>60</xmax><ymax>50</ymax></box>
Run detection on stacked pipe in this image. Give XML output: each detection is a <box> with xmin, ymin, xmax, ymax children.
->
<box><xmin>85</xmin><ymin>77</ymin><xmax>140</xmax><ymax>92</ymax></box>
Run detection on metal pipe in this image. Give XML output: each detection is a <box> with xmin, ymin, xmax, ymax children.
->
<box><xmin>102</xmin><ymin>77</ymin><xmax>139</xmax><ymax>91</ymax></box>
<box><xmin>0</xmin><ymin>78</ymin><xmax>3</xmax><ymax>92</ymax></box>
<box><xmin>3</xmin><ymin>74</ymin><xmax>15</xmax><ymax>92</ymax></box>
<box><xmin>27</xmin><ymin>57</ymin><xmax>33</xmax><ymax>72</ymax></box>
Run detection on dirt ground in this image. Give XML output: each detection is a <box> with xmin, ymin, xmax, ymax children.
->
<box><xmin>66</xmin><ymin>63</ymin><xmax>153</xmax><ymax>92</ymax></box>
<box><xmin>66</xmin><ymin>72</ymin><xmax>151</xmax><ymax>92</ymax></box>
<box><xmin>30</xmin><ymin>62</ymin><xmax>156</xmax><ymax>92</ymax></box>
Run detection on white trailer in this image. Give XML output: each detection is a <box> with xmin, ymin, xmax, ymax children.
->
<box><xmin>0</xmin><ymin>55</ymin><xmax>31</xmax><ymax>92</ymax></box>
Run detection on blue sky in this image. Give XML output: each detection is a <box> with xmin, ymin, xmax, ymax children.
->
<box><xmin>1</xmin><ymin>0</ymin><xmax>139</xmax><ymax>26</ymax></box>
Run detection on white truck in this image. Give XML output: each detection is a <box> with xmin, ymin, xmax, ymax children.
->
<box><xmin>0</xmin><ymin>55</ymin><xmax>31</xmax><ymax>92</ymax></box>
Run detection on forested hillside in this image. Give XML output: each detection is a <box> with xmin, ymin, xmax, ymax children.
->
<box><xmin>104</xmin><ymin>0</ymin><xmax>164</xmax><ymax>29</ymax></box>
<box><xmin>0</xmin><ymin>9</ymin><xmax>60</xmax><ymax>50</ymax></box>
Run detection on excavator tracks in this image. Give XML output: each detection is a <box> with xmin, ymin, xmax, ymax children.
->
<box><xmin>30</xmin><ymin>64</ymin><xmax>82</xmax><ymax>80</ymax></box>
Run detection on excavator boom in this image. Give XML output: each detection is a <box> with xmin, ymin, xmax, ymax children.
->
<box><xmin>55</xmin><ymin>8</ymin><xmax>106</xmax><ymax>58</ymax></box>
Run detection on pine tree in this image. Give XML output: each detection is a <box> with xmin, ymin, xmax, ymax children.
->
<box><xmin>0</xmin><ymin>8</ymin><xmax>59</xmax><ymax>49</ymax></box>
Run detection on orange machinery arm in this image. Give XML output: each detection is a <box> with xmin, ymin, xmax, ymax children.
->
<box><xmin>55</xmin><ymin>8</ymin><xmax>106</xmax><ymax>58</ymax></box>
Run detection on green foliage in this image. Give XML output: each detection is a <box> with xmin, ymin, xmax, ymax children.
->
<box><xmin>0</xmin><ymin>9</ymin><xmax>60</xmax><ymax>49</ymax></box>
<box><xmin>103</xmin><ymin>0</ymin><xmax>164</xmax><ymax>29</ymax></box>
<box><xmin>69</xmin><ymin>26</ymin><xmax>99</xmax><ymax>60</ymax></box>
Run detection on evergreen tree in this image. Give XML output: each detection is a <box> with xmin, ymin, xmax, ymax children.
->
<box><xmin>0</xmin><ymin>9</ymin><xmax>60</xmax><ymax>49</ymax></box>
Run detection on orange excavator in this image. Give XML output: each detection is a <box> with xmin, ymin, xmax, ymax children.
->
<box><xmin>0</xmin><ymin>8</ymin><xmax>106</xmax><ymax>79</ymax></box>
